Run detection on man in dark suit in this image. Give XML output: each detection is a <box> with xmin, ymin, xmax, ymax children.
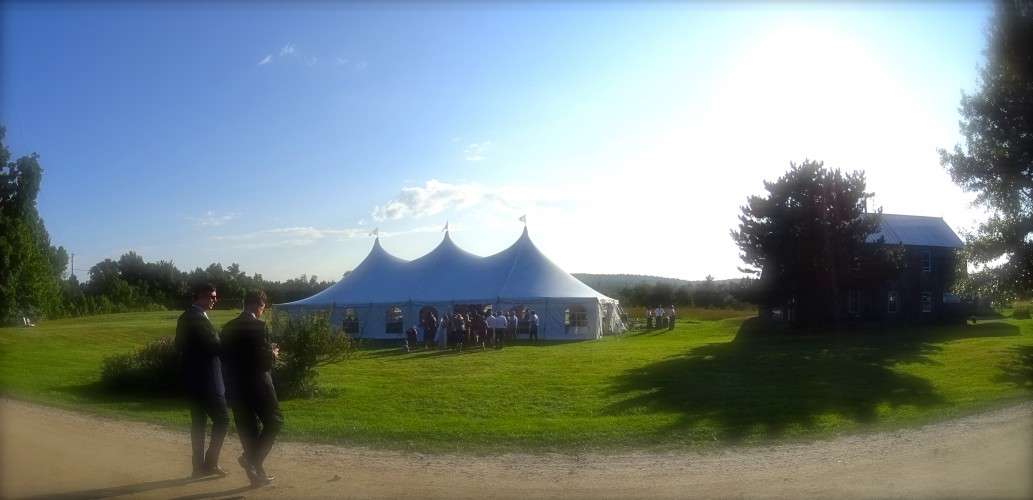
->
<box><xmin>221</xmin><ymin>289</ymin><xmax>281</xmax><ymax>487</ymax></box>
<box><xmin>175</xmin><ymin>282</ymin><xmax>229</xmax><ymax>478</ymax></box>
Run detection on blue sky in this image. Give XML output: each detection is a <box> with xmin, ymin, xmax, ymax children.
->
<box><xmin>2</xmin><ymin>2</ymin><xmax>993</xmax><ymax>282</ymax></box>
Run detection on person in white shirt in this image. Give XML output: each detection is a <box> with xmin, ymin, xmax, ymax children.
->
<box><xmin>486</xmin><ymin>311</ymin><xmax>497</xmax><ymax>348</ymax></box>
<box><xmin>667</xmin><ymin>305</ymin><xmax>677</xmax><ymax>330</ymax></box>
<box><xmin>495</xmin><ymin>312</ymin><xmax>508</xmax><ymax>349</ymax></box>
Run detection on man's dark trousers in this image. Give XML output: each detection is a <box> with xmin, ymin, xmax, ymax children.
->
<box><xmin>231</xmin><ymin>384</ymin><xmax>283</xmax><ymax>472</ymax></box>
<box><xmin>189</xmin><ymin>388</ymin><xmax>230</xmax><ymax>472</ymax></box>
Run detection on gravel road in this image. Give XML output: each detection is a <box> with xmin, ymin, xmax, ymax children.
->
<box><xmin>2</xmin><ymin>398</ymin><xmax>1031</xmax><ymax>499</ymax></box>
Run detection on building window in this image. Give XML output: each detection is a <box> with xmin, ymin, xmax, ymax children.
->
<box><xmin>385</xmin><ymin>306</ymin><xmax>404</xmax><ymax>334</ymax></box>
<box><xmin>887</xmin><ymin>291</ymin><xmax>899</xmax><ymax>314</ymax></box>
<box><xmin>920</xmin><ymin>249</ymin><xmax>932</xmax><ymax>272</ymax></box>
<box><xmin>564</xmin><ymin>304</ymin><xmax>588</xmax><ymax>328</ymax></box>
<box><xmin>920</xmin><ymin>292</ymin><xmax>933</xmax><ymax>313</ymax></box>
<box><xmin>341</xmin><ymin>308</ymin><xmax>359</xmax><ymax>335</ymax></box>
<box><xmin>847</xmin><ymin>290</ymin><xmax>860</xmax><ymax>316</ymax></box>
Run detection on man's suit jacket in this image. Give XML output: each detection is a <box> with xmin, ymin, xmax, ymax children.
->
<box><xmin>175</xmin><ymin>306</ymin><xmax>225</xmax><ymax>398</ymax></box>
<box><xmin>220</xmin><ymin>313</ymin><xmax>278</xmax><ymax>405</ymax></box>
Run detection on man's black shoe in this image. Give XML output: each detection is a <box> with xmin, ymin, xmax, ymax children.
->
<box><xmin>205</xmin><ymin>465</ymin><xmax>228</xmax><ymax>477</ymax></box>
<box><xmin>250</xmin><ymin>473</ymin><xmax>274</xmax><ymax>488</ymax></box>
<box><xmin>238</xmin><ymin>455</ymin><xmax>257</xmax><ymax>483</ymax></box>
<box><xmin>192</xmin><ymin>465</ymin><xmax>227</xmax><ymax>479</ymax></box>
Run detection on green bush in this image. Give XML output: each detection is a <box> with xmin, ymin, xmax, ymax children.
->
<box><xmin>100</xmin><ymin>336</ymin><xmax>180</xmax><ymax>394</ymax></box>
<box><xmin>270</xmin><ymin>310</ymin><xmax>356</xmax><ymax>399</ymax></box>
<box><xmin>1013</xmin><ymin>305</ymin><xmax>1031</xmax><ymax>319</ymax></box>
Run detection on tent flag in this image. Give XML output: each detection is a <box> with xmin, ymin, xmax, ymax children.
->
<box><xmin>519</xmin><ymin>214</ymin><xmax>526</xmax><ymax>225</ymax></box>
<box><xmin>370</xmin><ymin>228</ymin><xmax>379</xmax><ymax>237</ymax></box>
<box><xmin>442</xmin><ymin>221</ymin><xmax>449</xmax><ymax>232</ymax></box>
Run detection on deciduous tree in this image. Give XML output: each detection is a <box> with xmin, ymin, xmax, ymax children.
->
<box><xmin>939</xmin><ymin>0</ymin><xmax>1033</xmax><ymax>300</ymax></box>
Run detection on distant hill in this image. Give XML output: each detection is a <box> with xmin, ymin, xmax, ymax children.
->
<box><xmin>572</xmin><ymin>273</ymin><xmax>740</xmax><ymax>291</ymax></box>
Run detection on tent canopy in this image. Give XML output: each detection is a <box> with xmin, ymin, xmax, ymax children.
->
<box><xmin>281</xmin><ymin>227</ymin><xmax>616</xmax><ymax>307</ymax></box>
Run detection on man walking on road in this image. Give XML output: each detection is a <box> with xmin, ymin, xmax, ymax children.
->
<box><xmin>221</xmin><ymin>289</ymin><xmax>282</xmax><ymax>487</ymax></box>
<box><xmin>175</xmin><ymin>283</ymin><xmax>229</xmax><ymax>478</ymax></box>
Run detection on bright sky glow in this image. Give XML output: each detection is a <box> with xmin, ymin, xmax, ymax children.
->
<box><xmin>1</xmin><ymin>2</ymin><xmax>992</xmax><ymax>282</ymax></box>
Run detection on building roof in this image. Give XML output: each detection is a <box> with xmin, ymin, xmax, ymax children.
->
<box><xmin>867</xmin><ymin>214</ymin><xmax>964</xmax><ymax>248</ymax></box>
<box><xmin>281</xmin><ymin>227</ymin><xmax>615</xmax><ymax>307</ymax></box>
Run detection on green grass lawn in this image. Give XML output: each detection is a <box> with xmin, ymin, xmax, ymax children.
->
<box><xmin>1</xmin><ymin>310</ymin><xmax>1031</xmax><ymax>453</ymax></box>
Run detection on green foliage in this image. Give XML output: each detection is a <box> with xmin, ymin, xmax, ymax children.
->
<box><xmin>100</xmin><ymin>336</ymin><xmax>181</xmax><ymax>394</ymax></box>
<box><xmin>731</xmin><ymin>160</ymin><xmax>900</xmax><ymax>326</ymax></box>
<box><xmin>939</xmin><ymin>1</ymin><xmax>1033</xmax><ymax>301</ymax></box>
<box><xmin>1014</xmin><ymin>304</ymin><xmax>1031</xmax><ymax>319</ymax></box>
<box><xmin>0</xmin><ymin>126</ymin><xmax>66</xmax><ymax>324</ymax></box>
<box><xmin>270</xmin><ymin>310</ymin><xmax>356</xmax><ymax>399</ymax></box>
<box><xmin>609</xmin><ymin>276</ymin><xmax>754</xmax><ymax>309</ymax></box>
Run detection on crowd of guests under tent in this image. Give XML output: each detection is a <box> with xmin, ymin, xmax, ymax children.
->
<box><xmin>405</xmin><ymin>307</ymin><xmax>540</xmax><ymax>352</ymax></box>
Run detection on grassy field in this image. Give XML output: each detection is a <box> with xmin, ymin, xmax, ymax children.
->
<box><xmin>1</xmin><ymin>309</ymin><xmax>1031</xmax><ymax>453</ymax></box>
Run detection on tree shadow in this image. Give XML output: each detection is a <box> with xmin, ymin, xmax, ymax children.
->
<box><xmin>605</xmin><ymin>318</ymin><xmax>1020</xmax><ymax>442</ymax></box>
<box><xmin>994</xmin><ymin>344</ymin><xmax>1033</xmax><ymax>389</ymax></box>
<box><xmin>17</xmin><ymin>475</ymin><xmax>218</xmax><ymax>500</ymax></box>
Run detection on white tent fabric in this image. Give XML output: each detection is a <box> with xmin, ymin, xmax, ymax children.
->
<box><xmin>279</xmin><ymin>227</ymin><xmax>625</xmax><ymax>340</ymax></box>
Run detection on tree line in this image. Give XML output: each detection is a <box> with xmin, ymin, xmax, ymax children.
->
<box><xmin>0</xmin><ymin>126</ymin><xmax>333</xmax><ymax>323</ymax></box>
<box><xmin>62</xmin><ymin>253</ymin><xmax>335</xmax><ymax>317</ymax></box>
<box><xmin>585</xmin><ymin>275</ymin><xmax>756</xmax><ymax>310</ymax></box>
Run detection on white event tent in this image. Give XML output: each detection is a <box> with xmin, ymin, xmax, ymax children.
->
<box><xmin>279</xmin><ymin>227</ymin><xmax>625</xmax><ymax>340</ymax></box>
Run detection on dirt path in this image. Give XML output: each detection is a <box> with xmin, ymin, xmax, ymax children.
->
<box><xmin>2</xmin><ymin>399</ymin><xmax>1031</xmax><ymax>499</ymax></box>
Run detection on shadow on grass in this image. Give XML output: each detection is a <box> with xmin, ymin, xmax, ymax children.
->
<box><xmin>625</xmin><ymin>322</ymin><xmax>701</xmax><ymax>337</ymax></box>
<box><xmin>18</xmin><ymin>475</ymin><xmax>218</xmax><ymax>499</ymax></box>
<box><xmin>53</xmin><ymin>381</ymin><xmax>188</xmax><ymax>412</ymax></box>
<box><xmin>605</xmin><ymin>318</ymin><xmax>1020</xmax><ymax>442</ymax></box>
<box><xmin>359</xmin><ymin>339</ymin><xmax>584</xmax><ymax>360</ymax></box>
<box><xmin>994</xmin><ymin>344</ymin><xmax>1033</xmax><ymax>390</ymax></box>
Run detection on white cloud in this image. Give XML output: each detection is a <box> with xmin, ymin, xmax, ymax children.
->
<box><xmin>214</xmin><ymin>224</ymin><xmax>441</xmax><ymax>249</ymax></box>
<box><xmin>258</xmin><ymin>54</ymin><xmax>272</xmax><ymax>66</ymax></box>
<box><xmin>369</xmin><ymin>179</ymin><xmax>549</xmax><ymax>222</ymax></box>
<box><xmin>463</xmin><ymin>141</ymin><xmax>491</xmax><ymax>161</ymax></box>
<box><xmin>372</xmin><ymin>180</ymin><xmax>488</xmax><ymax>221</ymax></box>
<box><xmin>188</xmin><ymin>211</ymin><xmax>239</xmax><ymax>227</ymax></box>
<box><xmin>335</xmin><ymin>57</ymin><xmax>368</xmax><ymax>72</ymax></box>
<box><xmin>280</xmin><ymin>43</ymin><xmax>296</xmax><ymax>56</ymax></box>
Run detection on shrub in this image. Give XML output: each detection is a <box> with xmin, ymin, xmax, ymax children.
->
<box><xmin>101</xmin><ymin>336</ymin><xmax>180</xmax><ymax>394</ymax></box>
<box><xmin>270</xmin><ymin>309</ymin><xmax>356</xmax><ymax>399</ymax></box>
<box><xmin>1013</xmin><ymin>305</ymin><xmax>1031</xmax><ymax>319</ymax></box>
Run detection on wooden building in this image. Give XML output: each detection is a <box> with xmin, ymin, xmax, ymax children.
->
<box><xmin>768</xmin><ymin>214</ymin><xmax>966</xmax><ymax>324</ymax></box>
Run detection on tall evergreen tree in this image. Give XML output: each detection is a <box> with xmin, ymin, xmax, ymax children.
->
<box><xmin>940</xmin><ymin>0</ymin><xmax>1033</xmax><ymax>300</ymax></box>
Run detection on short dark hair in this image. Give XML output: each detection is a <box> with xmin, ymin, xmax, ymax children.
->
<box><xmin>192</xmin><ymin>283</ymin><xmax>216</xmax><ymax>300</ymax></box>
<box><xmin>244</xmin><ymin>289</ymin><xmax>268</xmax><ymax>308</ymax></box>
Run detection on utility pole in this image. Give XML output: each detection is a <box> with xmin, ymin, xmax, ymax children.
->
<box><xmin>70</xmin><ymin>253</ymin><xmax>75</xmax><ymax>280</ymax></box>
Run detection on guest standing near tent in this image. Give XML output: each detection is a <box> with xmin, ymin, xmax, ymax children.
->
<box><xmin>423</xmin><ymin>311</ymin><xmax>438</xmax><ymax>349</ymax></box>
<box><xmin>175</xmin><ymin>283</ymin><xmax>229</xmax><ymax>478</ymax></box>
<box><xmin>221</xmin><ymin>289</ymin><xmax>281</xmax><ymax>487</ymax></box>
<box><xmin>437</xmin><ymin>312</ymin><xmax>449</xmax><ymax>349</ymax></box>
<box><xmin>496</xmin><ymin>312</ymin><xmax>508</xmax><ymax>349</ymax></box>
